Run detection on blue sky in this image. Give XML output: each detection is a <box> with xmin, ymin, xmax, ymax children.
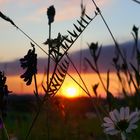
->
<box><xmin>0</xmin><ymin>0</ymin><xmax>140</xmax><ymax>62</ymax></box>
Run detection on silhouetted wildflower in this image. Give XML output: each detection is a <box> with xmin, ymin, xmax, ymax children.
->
<box><xmin>0</xmin><ymin>71</ymin><xmax>11</xmax><ymax>118</ymax></box>
<box><xmin>133</xmin><ymin>25</ymin><xmax>139</xmax><ymax>35</ymax></box>
<box><xmin>47</xmin><ymin>5</ymin><xmax>55</xmax><ymax>25</ymax></box>
<box><xmin>89</xmin><ymin>42</ymin><xmax>98</xmax><ymax>55</ymax></box>
<box><xmin>20</xmin><ymin>43</ymin><xmax>37</xmax><ymax>85</ymax></box>
<box><xmin>89</xmin><ymin>42</ymin><xmax>101</xmax><ymax>62</ymax></box>
<box><xmin>43</xmin><ymin>33</ymin><xmax>63</xmax><ymax>61</ymax></box>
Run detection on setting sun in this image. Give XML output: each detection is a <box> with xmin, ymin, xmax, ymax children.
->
<box><xmin>66</xmin><ymin>87</ymin><xmax>77</xmax><ymax>98</ymax></box>
<box><xmin>61</xmin><ymin>83</ymin><xmax>80</xmax><ymax>98</ymax></box>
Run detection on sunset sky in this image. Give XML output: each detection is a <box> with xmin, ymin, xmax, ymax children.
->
<box><xmin>0</xmin><ymin>0</ymin><xmax>140</xmax><ymax>97</ymax></box>
<box><xmin>0</xmin><ymin>0</ymin><xmax>140</xmax><ymax>61</ymax></box>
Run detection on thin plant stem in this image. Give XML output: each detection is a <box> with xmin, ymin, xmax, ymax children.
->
<box><xmin>67</xmin><ymin>72</ymin><xmax>90</xmax><ymax>95</ymax></box>
<box><xmin>47</xmin><ymin>24</ymin><xmax>51</xmax><ymax>88</ymax></box>
<box><xmin>24</xmin><ymin>103</ymin><xmax>42</xmax><ymax>140</ymax></box>
<box><xmin>114</xmin><ymin>68</ymin><xmax>126</xmax><ymax>95</ymax></box>
<box><xmin>132</xmin><ymin>0</ymin><xmax>140</xmax><ymax>4</ymax></box>
<box><xmin>66</xmin><ymin>54</ymin><xmax>90</xmax><ymax>97</ymax></box>
<box><xmin>46</xmin><ymin>97</ymin><xmax>50</xmax><ymax>140</ymax></box>
<box><xmin>87</xmin><ymin>93</ymin><xmax>110</xmax><ymax>140</ymax></box>
<box><xmin>18</xmin><ymin>27</ymin><xmax>48</xmax><ymax>55</ymax></box>
<box><xmin>94</xmin><ymin>58</ymin><xmax>107</xmax><ymax>92</ymax></box>
<box><xmin>34</xmin><ymin>74</ymin><xmax>38</xmax><ymax>95</ymax></box>
<box><xmin>91</xmin><ymin>0</ymin><xmax>126</xmax><ymax>64</ymax></box>
<box><xmin>33</xmin><ymin>74</ymin><xmax>41</xmax><ymax>106</ymax></box>
<box><xmin>135</xmin><ymin>31</ymin><xmax>139</xmax><ymax>72</ymax></box>
<box><xmin>46</xmin><ymin>23</ymin><xmax>52</xmax><ymax>140</ymax></box>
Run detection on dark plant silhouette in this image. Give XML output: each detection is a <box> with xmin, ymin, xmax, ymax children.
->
<box><xmin>0</xmin><ymin>71</ymin><xmax>11</xmax><ymax>139</ymax></box>
<box><xmin>47</xmin><ymin>5</ymin><xmax>55</xmax><ymax>25</ymax></box>
<box><xmin>20</xmin><ymin>43</ymin><xmax>37</xmax><ymax>86</ymax></box>
<box><xmin>0</xmin><ymin>11</ymin><xmax>17</xmax><ymax>28</ymax></box>
<box><xmin>85</xmin><ymin>42</ymin><xmax>115</xmax><ymax>111</ymax></box>
<box><xmin>0</xmin><ymin>71</ymin><xmax>11</xmax><ymax>118</ymax></box>
<box><xmin>132</xmin><ymin>0</ymin><xmax>140</xmax><ymax>4</ymax></box>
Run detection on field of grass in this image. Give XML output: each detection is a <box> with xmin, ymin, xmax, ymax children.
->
<box><xmin>2</xmin><ymin>95</ymin><xmax>139</xmax><ymax>140</ymax></box>
<box><xmin>0</xmin><ymin>95</ymin><xmax>106</xmax><ymax>140</ymax></box>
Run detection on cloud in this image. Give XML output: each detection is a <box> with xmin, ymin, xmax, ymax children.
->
<box><xmin>0</xmin><ymin>0</ymin><xmax>7</xmax><ymax>4</ymax></box>
<box><xmin>24</xmin><ymin>0</ymin><xmax>111</xmax><ymax>23</ymax></box>
<box><xmin>0</xmin><ymin>0</ymin><xmax>110</xmax><ymax>24</ymax></box>
<box><xmin>77</xmin><ymin>41</ymin><xmax>136</xmax><ymax>73</ymax></box>
<box><xmin>0</xmin><ymin>40</ymin><xmax>137</xmax><ymax>76</ymax></box>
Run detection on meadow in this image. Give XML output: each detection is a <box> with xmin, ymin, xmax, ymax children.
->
<box><xmin>2</xmin><ymin>95</ymin><xmax>140</xmax><ymax>140</ymax></box>
<box><xmin>2</xmin><ymin>95</ymin><xmax>104</xmax><ymax>140</ymax></box>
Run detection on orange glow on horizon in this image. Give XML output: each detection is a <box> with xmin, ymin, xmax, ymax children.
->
<box><xmin>6</xmin><ymin>72</ymin><xmax>133</xmax><ymax>98</ymax></box>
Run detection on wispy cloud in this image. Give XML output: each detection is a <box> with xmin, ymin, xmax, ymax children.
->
<box><xmin>0</xmin><ymin>0</ymin><xmax>9</xmax><ymax>5</ymax></box>
<box><xmin>0</xmin><ymin>0</ymin><xmax>110</xmax><ymax>23</ymax></box>
<box><xmin>0</xmin><ymin>40</ymin><xmax>136</xmax><ymax>76</ymax></box>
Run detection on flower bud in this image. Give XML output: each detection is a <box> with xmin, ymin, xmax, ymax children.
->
<box><xmin>47</xmin><ymin>5</ymin><xmax>55</xmax><ymax>25</ymax></box>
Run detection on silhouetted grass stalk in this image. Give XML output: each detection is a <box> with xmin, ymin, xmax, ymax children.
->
<box><xmin>65</xmin><ymin>54</ymin><xmax>90</xmax><ymax>96</ymax></box>
<box><xmin>90</xmin><ymin>0</ymin><xmax>126</xmax><ymax>92</ymax></box>
<box><xmin>132</xmin><ymin>0</ymin><xmax>140</xmax><ymax>4</ymax></box>
<box><xmin>91</xmin><ymin>0</ymin><xmax>138</xmax><ymax>95</ymax></box>
<box><xmin>44</xmin><ymin>15</ymin><xmax>52</xmax><ymax>140</ymax></box>
<box><xmin>24</xmin><ymin>102</ymin><xmax>42</xmax><ymax>140</ymax></box>
<box><xmin>58</xmin><ymin>13</ymin><xmax>97</xmax><ymax>62</ymax></box>
<box><xmin>91</xmin><ymin>0</ymin><xmax>124</xmax><ymax>60</ymax></box>
<box><xmin>33</xmin><ymin>74</ymin><xmax>39</xmax><ymax>97</ymax></box>
<box><xmin>47</xmin><ymin>24</ymin><xmax>51</xmax><ymax>88</ymax></box>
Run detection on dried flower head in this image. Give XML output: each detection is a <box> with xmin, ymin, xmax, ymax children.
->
<box><xmin>0</xmin><ymin>11</ymin><xmax>17</xmax><ymax>28</ymax></box>
<box><xmin>89</xmin><ymin>42</ymin><xmax>98</xmax><ymax>55</ymax></box>
<box><xmin>43</xmin><ymin>33</ymin><xmax>63</xmax><ymax>61</ymax></box>
<box><xmin>88</xmin><ymin>42</ymin><xmax>101</xmax><ymax>62</ymax></box>
<box><xmin>20</xmin><ymin>43</ymin><xmax>37</xmax><ymax>85</ymax></box>
<box><xmin>132</xmin><ymin>25</ymin><xmax>139</xmax><ymax>37</ymax></box>
<box><xmin>102</xmin><ymin>107</ymin><xmax>140</xmax><ymax>137</ymax></box>
<box><xmin>47</xmin><ymin>5</ymin><xmax>55</xmax><ymax>25</ymax></box>
<box><xmin>0</xmin><ymin>71</ymin><xmax>11</xmax><ymax>118</ymax></box>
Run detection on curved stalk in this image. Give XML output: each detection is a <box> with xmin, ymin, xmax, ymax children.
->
<box><xmin>132</xmin><ymin>0</ymin><xmax>140</xmax><ymax>4</ymax></box>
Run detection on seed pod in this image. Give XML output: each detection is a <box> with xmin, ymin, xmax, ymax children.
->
<box><xmin>47</xmin><ymin>5</ymin><xmax>55</xmax><ymax>25</ymax></box>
